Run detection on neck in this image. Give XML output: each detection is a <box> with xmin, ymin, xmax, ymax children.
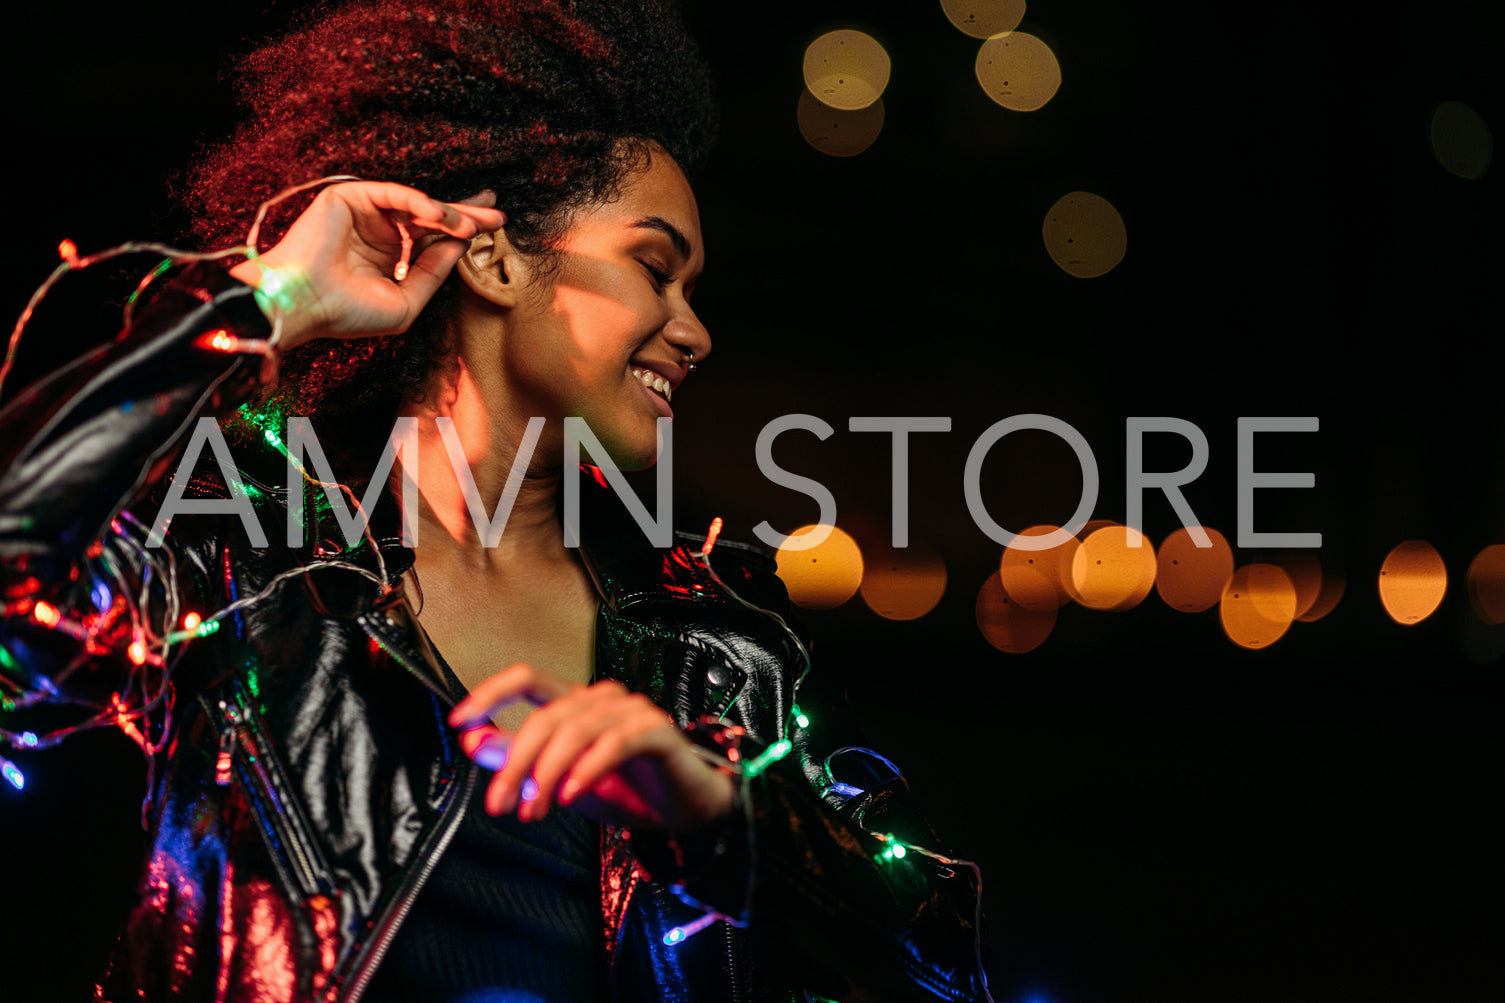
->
<box><xmin>396</xmin><ymin>356</ymin><xmax>570</xmax><ymax>573</ymax></box>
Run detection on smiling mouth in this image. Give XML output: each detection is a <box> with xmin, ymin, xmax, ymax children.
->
<box><xmin>631</xmin><ymin>367</ymin><xmax>673</xmax><ymax>403</ymax></box>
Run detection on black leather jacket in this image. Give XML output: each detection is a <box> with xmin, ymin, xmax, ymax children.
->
<box><xmin>0</xmin><ymin>267</ymin><xmax>990</xmax><ymax>1002</ymax></box>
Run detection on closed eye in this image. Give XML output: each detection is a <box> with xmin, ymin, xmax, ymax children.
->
<box><xmin>641</xmin><ymin>259</ymin><xmax>676</xmax><ymax>289</ymax></box>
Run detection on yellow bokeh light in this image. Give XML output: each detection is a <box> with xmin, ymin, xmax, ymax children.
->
<box><xmin>1043</xmin><ymin>192</ymin><xmax>1127</xmax><ymax>278</ymax></box>
<box><xmin>976</xmin><ymin>571</ymin><xmax>1056</xmax><ymax>653</ymax></box>
<box><xmin>776</xmin><ymin>524</ymin><xmax>865</xmax><ymax>610</ymax></box>
<box><xmin>797</xmin><ymin>89</ymin><xmax>885</xmax><ymax>158</ymax></box>
<box><xmin>1378</xmin><ymin>540</ymin><xmax>1447</xmax><ymax>625</ymax></box>
<box><xmin>999</xmin><ymin>524</ymin><xmax>1078</xmax><ymax>611</ymax></box>
<box><xmin>1221</xmin><ymin>564</ymin><xmax>1298</xmax><ymax>649</ymax></box>
<box><xmin>1430</xmin><ymin>101</ymin><xmax>1492</xmax><ymax>180</ymax></box>
<box><xmin>1466</xmin><ymin>544</ymin><xmax>1505</xmax><ymax>625</ymax></box>
<box><xmin>974</xmin><ymin>31</ymin><xmax>1060</xmax><ymax>112</ymax></box>
<box><xmin>1154</xmin><ymin>526</ymin><xmax>1233</xmax><ymax>613</ymax></box>
<box><xmin>860</xmin><ymin>543</ymin><xmax>948</xmax><ymax>620</ymax></box>
<box><xmin>803</xmin><ymin>30</ymin><xmax>890</xmax><ymax>111</ymax></box>
<box><xmin>940</xmin><ymin>0</ymin><xmax>1026</xmax><ymax>39</ymax></box>
<box><xmin>1070</xmin><ymin>525</ymin><xmax>1157</xmax><ymax>612</ymax></box>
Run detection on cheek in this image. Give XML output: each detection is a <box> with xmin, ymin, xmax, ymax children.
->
<box><xmin>551</xmin><ymin>287</ymin><xmax>642</xmax><ymax>369</ymax></box>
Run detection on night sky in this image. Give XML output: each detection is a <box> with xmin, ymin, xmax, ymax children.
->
<box><xmin>1</xmin><ymin>2</ymin><xmax>1501</xmax><ymax>1000</ymax></box>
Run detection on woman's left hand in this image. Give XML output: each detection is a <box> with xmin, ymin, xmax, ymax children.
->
<box><xmin>448</xmin><ymin>665</ymin><xmax>737</xmax><ymax>831</ymax></box>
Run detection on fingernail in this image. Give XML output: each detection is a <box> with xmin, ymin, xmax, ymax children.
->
<box><xmin>559</xmin><ymin>779</ymin><xmax>579</xmax><ymax>804</ymax></box>
<box><xmin>474</xmin><ymin>739</ymin><xmax>509</xmax><ymax>772</ymax></box>
<box><xmin>520</xmin><ymin>777</ymin><xmax>538</xmax><ymax>803</ymax></box>
<box><xmin>487</xmin><ymin>781</ymin><xmax>509</xmax><ymax>815</ymax></box>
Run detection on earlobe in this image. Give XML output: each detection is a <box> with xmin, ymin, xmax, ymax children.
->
<box><xmin>455</xmin><ymin>230</ymin><xmax>524</xmax><ymax>307</ymax></box>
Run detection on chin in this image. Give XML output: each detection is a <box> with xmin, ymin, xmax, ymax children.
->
<box><xmin>578</xmin><ymin>437</ymin><xmax>661</xmax><ymax>475</ymax></box>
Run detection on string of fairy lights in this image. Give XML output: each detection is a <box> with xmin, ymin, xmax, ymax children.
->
<box><xmin>0</xmin><ymin>176</ymin><xmax>398</xmax><ymax>807</ymax></box>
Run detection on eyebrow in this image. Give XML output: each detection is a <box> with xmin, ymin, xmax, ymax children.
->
<box><xmin>630</xmin><ymin>216</ymin><xmax>694</xmax><ymax>262</ymax></box>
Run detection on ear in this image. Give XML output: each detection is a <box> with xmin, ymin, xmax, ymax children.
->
<box><xmin>455</xmin><ymin>229</ymin><xmax>530</xmax><ymax>307</ymax></box>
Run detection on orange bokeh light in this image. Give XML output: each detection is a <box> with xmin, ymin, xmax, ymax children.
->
<box><xmin>1296</xmin><ymin>570</ymin><xmax>1344</xmax><ymax>623</ymax></box>
<box><xmin>860</xmin><ymin>543</ymin><xmax>947</xmax><ymax>620</ymax></box>
<box><xmin>776</xmin><ymin>524</ymin><xmax>865</xmax><ymax>610</ymax></box>
<box><xmin>976</xmin><ymin>571</ymin><xmax>1056</xmax><ymax>653</ymax></box>
<box><xmin>1070</xmin><ymin>525</ymin><xmax>1157</xmax><ymax>611</ymax></box>
<box><xmin>1275</xmin><ymin>554</ymin><xmax>1324</xmax><ymax>620</ymax></box>
<box><xmin>1154</xmin><ymin>526</ymin><xmax>1233</xmax><ymax>613</ymax></box>
<box><xmin>1220</xmin><ymin>564</ymin><xmax>1298</xmax><ymax>649</ymax></box>
<box><xmin>999</xmin><ymin>524</ymin><xmax>1078</xmax><ymax>612</ymax></box>
<box><xmin>1466</xmin><ymin>544</ymin><xmax>1505</xmax><ymax>625</ymax></box>
<box><xmin>1378</xmin><ymin>540</ymin><xmax>1447</xmax><ymax>625</ymax></box>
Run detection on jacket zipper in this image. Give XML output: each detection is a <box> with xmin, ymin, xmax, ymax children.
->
<box><xmin>338</xmin><ymin>761</ymin><xmax>475</xmax><ymax>1003</ymax></box>
<box><xmin>336</xmin><ymin>603</ymin><xmax>480</xmax><ymax>1001</ymax></box>
<box><xmin>724</xmin><ymin>921</ymin><xmax>746</xmax><ymax>1003</ymax></box>
<box><xmin>215</xmin><ymin>691</ymin><xmax>329</xmax><ymax>900</ymax></box>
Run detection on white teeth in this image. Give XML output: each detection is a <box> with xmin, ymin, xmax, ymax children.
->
<box><xmin>631</xmin><ymin>368</ymin><xmax>673</xmax><ymax>403</ymax></box>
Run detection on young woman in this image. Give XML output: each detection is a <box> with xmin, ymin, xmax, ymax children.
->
<box><xmin>0</xmin><ymin>2</ymin><xmax>991</xmax><ymax>1000</ymax></box>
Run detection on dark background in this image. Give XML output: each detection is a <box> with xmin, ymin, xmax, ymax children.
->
<box><xmin>1</xmin><ymin>2</ymin><xmax>1501</xmax><ymax>1001</ymax></box>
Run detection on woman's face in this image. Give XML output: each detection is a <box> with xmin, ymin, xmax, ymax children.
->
<box><xmin>484</xmin><ymin>150</ymin><xmax>711</xmax><ymax>471</ymax></box>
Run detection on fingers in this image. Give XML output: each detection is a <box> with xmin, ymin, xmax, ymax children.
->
<box><xmin>448</xmin><ymin>663</ymin><xmax>575</xmax><ymax>730</ymax></box>
<box><xmin>529</xmin><ymin>692</ymin><xmax>671</xmax><ymax>818</ymax></box>
<box><xmin>448</xmin><ymin>673</ymin><xmax>688</xmax><ymax>824</ymax></box>
<box><xmin>482</xmin><ymin>680</ymin><xmax>633</xmax><ymax>817</ymax></box>
<box><xmin>342</xmin><ymin>181</ymin><xmax>504</xmax><ymax>240</ymax></box>
<box><xmin>458</xmin><ymin>724</ymin><xmax>511</xmax><ymax>771</ymax></box>
<box><xmin>555</xmin><ymin>704</ymin><xmax>678</xmax><ymax>807</ymax></box>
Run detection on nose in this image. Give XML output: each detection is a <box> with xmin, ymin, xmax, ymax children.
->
<box><xmin>664</xmin><ymin>305</ymin><xmax>711</xmax><ymax>372</ymax></box>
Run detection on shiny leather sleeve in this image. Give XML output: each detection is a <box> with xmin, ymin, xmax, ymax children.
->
<box><xmin>0</xmin><ymin>265</ymin><xmax>270</xmax><ymax>573</ymax></box>
<box><xmin>626</xmin><ymin>561</ymin><xmax>992</xmax><ymax>1002</ymax></box>
<box><xmin>0</xmin><ymin>265</ymin><xmax>271</xmax><ymax>698</ymax></box>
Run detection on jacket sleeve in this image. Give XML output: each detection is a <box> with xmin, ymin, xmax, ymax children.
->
<box><xmin>630</xmin><ymin>579</ymin><xmax>993</xmax><ymax>1002</ymax></box>
<box><xmin>0</xmin><ymin>264</ymin><xmax>272</xmax><ymax>724</ymax></box>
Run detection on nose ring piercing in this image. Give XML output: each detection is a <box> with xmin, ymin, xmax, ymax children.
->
<box><xmin>685</xmin><ymin>349</ymin><xmax>697</xmax><ymax>374</ymax></box>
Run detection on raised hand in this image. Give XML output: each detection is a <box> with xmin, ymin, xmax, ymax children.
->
<box><xmin>449</xmin><ymin>665</ymin><xmax>737</xmax><ymax>832</ymax></box>
<box><xmin>229</xmin><ymin>181</ymin><xmax>505</xmax><ymax>349</ymax></box>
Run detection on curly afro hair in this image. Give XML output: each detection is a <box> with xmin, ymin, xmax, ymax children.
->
<box><xmin>180</xmin><ymin>0</ymin><xmax>715</xmax><ymax>468</ymax></box>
